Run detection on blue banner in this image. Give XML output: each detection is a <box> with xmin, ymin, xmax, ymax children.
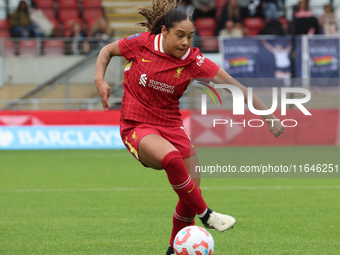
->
<box><xmin>220</xmin><ymin>36</ymin><xmax>303</xmax><ymax>86</ymax></box>
<box><xmin>308</xmin><ymin>37</ymin><xmax>340</xmax><ymax>87</ymax></box>
<box><xmin>0</xmin><ymin>126</ymin><xmax>125</xmax><ymax>150</ymax></box>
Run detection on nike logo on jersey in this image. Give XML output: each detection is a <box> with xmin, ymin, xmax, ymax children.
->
<box><xmin>142</xmin><ymin>58</ymin><xmax>152</xmax><ymax>63</ymax></box>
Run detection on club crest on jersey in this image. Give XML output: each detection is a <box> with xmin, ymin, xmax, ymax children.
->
<box><xmin>127</xmin><ymin>33</ymin><xmax>141</xmax><ymax>40</ymax></box>
<box><xmin>175</xmin><ymin>67</ymin><xmax>184</xmax><ymax>78</ymax></box>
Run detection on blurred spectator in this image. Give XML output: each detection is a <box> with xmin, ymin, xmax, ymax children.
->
<box><xmin>216</xmin><ymin>0</ymin><xmax>243</xmax><ymax>35</ymax></box>
<box><xmin>262</xmin><ymin>40</ymin><xmax>292</xmax><ymax>79</ymax></box>
<box><xmin>9</xmin><ymin>0</ymin><xmax>41</xmax><ymax>38</ymax></box>
<box><xmin>262</xmin><ymin>0</ymin><xmax>279</xmax><ymax>23</ymax></box>
<box><xmin>294</xmin><ymin>1</ymin><xmax>319</xmax><ymax>35</ymax></box>
<box><xmin>295</xmin><ymin>0</ymin><xmax>312</xmax><ymax>18</ymax></box>
<box><xmin>177</xmin><ymin>0</ymin><xmax>193</xmax><ymax>15</ymax></box>
<box><xmin>238</xmin><ymin>0</ymin><xmax>262</xmax><ymax>19</ymax></box>
<box><xmin>336</xmin><ymin>5</ymin><xmax>340</xmax><ymax>26</ymax></box>
<box><xmin>192</xmin><ymin>0</ymin><xmax>215</xmax><ymax>20</ymax></box>
<box><xmin>69</xmin><ymin>21</ymin><xmax>89</xmax><ymax>55</ymax></box>
<box><xmin>30</xmin><ymin>1</ymin><xmax>54</xmax><ymax>37</ymax></box>
<box><xmin>219</xmin><ymin>20</ymin><xmax>243</xmax><ymax>38</ymax></box>
<box><xmin>259</xmin><ymin>19</ymin><xmax>284</xmax><ymax>35</ymax></box>
<box><xmin>319</xmin><ymin>5</ymin><xmax>337</xmax><ymax>35</ymax></box>
<box><xmin>91</xmin><ymin>17</ymin><xmax>113</xmax><ymax>49</ymax></box>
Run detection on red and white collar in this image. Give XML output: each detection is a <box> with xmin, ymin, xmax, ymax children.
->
<box><xmin>154</xmin><ymin>33</ymin><xmax>191</xmax><ymax>60</ymax></box>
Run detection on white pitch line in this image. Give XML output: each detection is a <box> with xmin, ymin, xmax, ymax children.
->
<box><xmin>0</xmin><ymin>186</ymin><xmax>339</xmax><ymax>193</ymax></box>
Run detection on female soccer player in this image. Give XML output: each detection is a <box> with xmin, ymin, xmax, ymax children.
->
<box><xmin>94</xmin><ymin>1</ymin><xmax>285</xmax><ymax>254</ymax></box>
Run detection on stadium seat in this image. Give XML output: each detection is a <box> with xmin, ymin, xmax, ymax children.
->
<box><xmin>195</xmin><ymin>18</ymin><xmax>217</xmax><ymax>37</ymax></box>
<box><xmin>195</xmin><ymin>19</ymin><xmax>218</xmax><ymax>51</ymax></box>
<box><xmin>35</xmin><ymin>0</ymin><xmax>54</xmax><ymax>8</ymax></box>
<box><xmin>82</xmin><ymin>0</ymin><xmax>102</xmax><ymax>7</ymax></box>
<box><xmin>215</xmin><ymin>0</ymin><xmax>227</xmax><ymax>7</ymax></box>
<box><xmin>201</xmin><ymin>38</ymin><xmax>219</xmax><ymax>52</ymax></box>
<box><xmin>58</xmin><ymin>0</ymin><xmax>78</xmax><ymax>8</ymax></box>
<box><xmin>243</xmin><ymin>17</ymin><xmax>264</xmax><ymax>36</ymax></box>
<box><xmin>0</xmin><ymin>40</ymin><xmax>15</xmax><ymax>56</ymax></box>
<box><xmin>0</xmin><ymin>19</ymin><xmax>9</xmax><ymax>38</ymax></box>
<box><xmin>43</xmin><ymin>40</ymin><xmax>65</xmax><ymax>56</ymax></box>
<box><xmin>82</xmin><ymin>8</ymin><xmax>103</xmax><ymax>23</ymax></box>
<box><xmin>0</xmin><ymin>30</ymin><xmax>10</xmax><ymax>37</ymax></box>
<box><xmin>48</xmin><ymin>18</ymin><xmax>60</xmax><ymax>32</ymax></box>
<box><xmin>41</xmin><ymin>8</ymin><xmax>56</xmax><ymax>20</ymax></box>
<box><xmin>195</xmin><ymin>18</ymin><xmax>217</xmax><ymax>30</ymax></box>
<box><xmin>18</xmin><ymin>40</ymin><xmax>39</xmax><ymax>57</ymax></box>
<box><xmin>0</xmin><ymin>19</ymin><xmax>9</xmax><ymax>29</ymax></box>
<box><xmin>59</xmin><ymin>8</ymin><xmax>80</xmax><ymax>23</ymax></box>
<box><xmin>62</xmin><ymin>18</ymin><xmax>83</xmax><ymax>37</ymax></box>
<box><xmin>86</xmin><ymin>18</ymin><xmax>97</xmax><ymax>29</ymax></box>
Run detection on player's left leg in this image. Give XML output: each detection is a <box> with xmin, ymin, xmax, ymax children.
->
<box><xmin>167</xmin><ymin>154</ymin><xmax>200</xmax><ymax>249</ymax></box>
<box><xmin>163</xmin><ymin>126</ymin><xmax>235</xmax><ymax>255</ymax></box>
<box><xmin>166</xmin><ymin>154</ymin><xmax>200</xmax><ymax>255</ymax></box>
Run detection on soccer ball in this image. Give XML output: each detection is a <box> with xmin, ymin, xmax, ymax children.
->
<box><xmin>173</xmin><ymin>226</ymin><xmax>214</xmax><ymax>255</ymax></box>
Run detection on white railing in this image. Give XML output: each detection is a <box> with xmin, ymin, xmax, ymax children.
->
<box><xmin>0</xmin><ymin>98</ymin><xmax>122</xmax><ymax>110</ymax></box>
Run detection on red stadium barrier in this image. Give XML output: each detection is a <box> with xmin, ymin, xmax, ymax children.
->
<box><xmin>0</xmin><ymin>110</ymin><xmax>121</xmax><ymax>125</ymax></box>
<box><xmin>0</xmin><ymin>110</ymin><xmax>338</xmax><ymax>146</ymax></box>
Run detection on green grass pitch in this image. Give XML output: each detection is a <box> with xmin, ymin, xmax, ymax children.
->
<box><xmin>0</xmin><ymin>146</ymin><xmax>339</xmax><ymax>254</ymax></box>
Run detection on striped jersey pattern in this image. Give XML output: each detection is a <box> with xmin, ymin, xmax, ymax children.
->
<box><xmin>118</xmin><ymin>32</ymin><xmax>220</xmax><ymax>127</ymax></box>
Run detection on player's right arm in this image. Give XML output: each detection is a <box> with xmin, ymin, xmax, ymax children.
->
<box><xmin>94</xmin><ymin>40</ymin><xmax>122</xmax><ymax>111</ymax></box>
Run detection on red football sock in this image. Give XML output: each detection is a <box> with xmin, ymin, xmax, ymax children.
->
<box><xmin>161</xmin><ymin>151</ymin><xmax>207</xmax><ymax>215</ymax></box>
<box><xmin>169</xmin><ymin>199</ymin><xmax>195</xmax><ymax>246</ymax></box>
<box><xmin>169</xmin><ymin>198</ymin><xmax>196</xmax><ymax>246</ymax></box>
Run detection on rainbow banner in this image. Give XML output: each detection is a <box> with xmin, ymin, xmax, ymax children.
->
<box><xmin>308</xmin><ymin>38</ymin><xmax>339</xmax><ymax>83</ymax></box>
<box><xmin>229</xmin><ymin>57</ymin><xmax>249</xmax><ymax>67</ymax></box>
<box><xmin>312</xmin><ymin>55</ymin><xmax>334</xmax><ymax>66</ymax></box>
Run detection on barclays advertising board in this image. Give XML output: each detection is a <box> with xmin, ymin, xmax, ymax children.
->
<box><xmin>0</xmin><ymin>126</ymin><xmax>125</xmax><ymax>150</ymax></box>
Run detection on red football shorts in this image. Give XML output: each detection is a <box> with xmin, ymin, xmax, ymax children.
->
<box><xmin>120</xmin><ymin>119</ymin><xmax>197</xmax><ymax>164</ymax></box>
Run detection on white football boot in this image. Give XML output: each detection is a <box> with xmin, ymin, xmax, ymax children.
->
<box><xmin>204</xmin><ymin>211</ymin><xmax>236</xmax><ymax>232</ymax></box>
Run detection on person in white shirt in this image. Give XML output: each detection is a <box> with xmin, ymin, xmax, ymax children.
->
<box><xmin>262</xmin><ymin>40</ymin><xmax>292</xmax><ymax>79</ymax></box>
<box><xmin>30</xmin><ymin>1</ymin><xmax>54</xmax><ymax>37</ymax></box>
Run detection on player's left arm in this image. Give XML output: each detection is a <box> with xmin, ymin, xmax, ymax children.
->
<box><xmin>212</xmin><ymin>68</ymin><xmax>285</xmax><ymax>138</ymax></box>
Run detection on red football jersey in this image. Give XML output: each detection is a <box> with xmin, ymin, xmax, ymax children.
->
<box><xmin>118</xmin><ymin>32</ymin><xmax>220</xmax><ymax>127</ymax></box>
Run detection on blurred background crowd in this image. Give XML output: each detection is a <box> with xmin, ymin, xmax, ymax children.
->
<box><xmin>0</xmin><ymin>0</ymin><xmax>339</xmax><ymax>55</ymax></box>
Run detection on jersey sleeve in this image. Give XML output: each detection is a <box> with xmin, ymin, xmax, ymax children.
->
<box><xmin>190</xmin><ymin>51</ymin><xmax>220</xmax><ymax>79</ymax></box>
<box><xmin>118</xmin><ymin>32</ymin><xmax>148</xmax><ymax>61</ymax></box>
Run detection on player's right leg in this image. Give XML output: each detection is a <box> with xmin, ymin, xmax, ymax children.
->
<box><xmin>120</xmin><ymin>120</ymin><xmax>207</xmax><ymax>215</ymax></box>
<box><xmin>139</xmin><ymin>133</ymin><xmax>236</xmax><ymax>232</ymax></box>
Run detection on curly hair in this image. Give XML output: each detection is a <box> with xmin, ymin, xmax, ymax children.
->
<box><xmin>137</xmin><ymin>0</ymin><xmax>193</xmax><ymax>34</ymax></box>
